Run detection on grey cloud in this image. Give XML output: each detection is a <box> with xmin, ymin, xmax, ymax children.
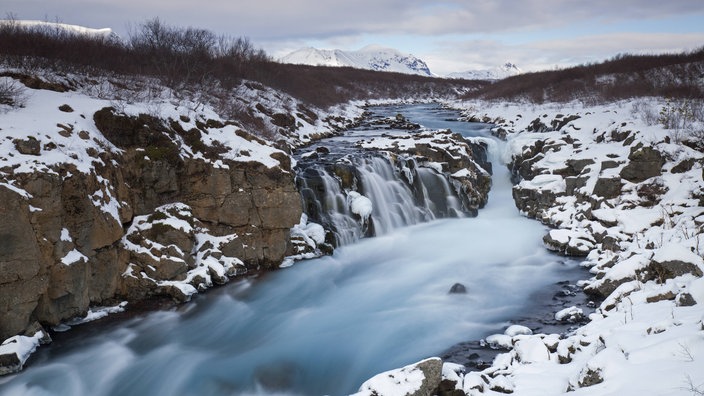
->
<box><xmin>423</xmin><ymin>32</ymin><xmax>704</xmax><ymax>75</ymax></box>
<box><xmin>5</xmin><ymin>0</ymin><xmax>704</xmax><ymax>39</ymax></box>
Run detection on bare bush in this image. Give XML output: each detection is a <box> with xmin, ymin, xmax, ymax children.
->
<box><xmin>0</xmin><ymin>77</ymin><xmax>27</xmax><ymax>107</ymax></box>
<box><xmin>631</xmin><ymin>100</ymin><xmax>659</xmax><ymax>125</ymax></box>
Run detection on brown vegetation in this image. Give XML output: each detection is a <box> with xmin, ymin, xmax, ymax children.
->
<box><xmin>465</xmin><ymin>48</ymin><xmax>704</xmax><ymax>104</ymax></box>
<box><xmin>0</xmin><ymin>18</ymin><xmax>485</xmax><ymax>109</ymax></box>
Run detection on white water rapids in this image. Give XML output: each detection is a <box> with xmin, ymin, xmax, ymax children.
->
<box><xmin>0</xmin><ymin>104</ymin><xmax>583</xmax><ymax>396</ymax></box>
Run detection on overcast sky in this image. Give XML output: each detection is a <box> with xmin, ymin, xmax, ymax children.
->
<box><xmin>5</xmin><ymin>0</ymin><xmax>704</xmax><ymax>75</ymax></box>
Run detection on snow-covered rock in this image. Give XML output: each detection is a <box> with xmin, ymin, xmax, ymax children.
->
<box><xmin>441</xmin><ymin>97</ymin><xmax>704</xmax><ymax>396</ymax></box>
<box><xmin>353</xmin><ymin>357</ymin><xmax>442</xmax><ymax>396</ymax></box>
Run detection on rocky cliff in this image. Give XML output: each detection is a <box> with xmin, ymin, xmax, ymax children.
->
<box><xmin>0</xmin><ymin>76</ymin><xmax>312</xmax><ymax>343</ymax></box>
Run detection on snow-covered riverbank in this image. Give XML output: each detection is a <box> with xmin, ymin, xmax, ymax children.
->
<box><xmin>358</xmin><ymin>98</ymin><xmax>704</xmax><ymax>395</ymax></box>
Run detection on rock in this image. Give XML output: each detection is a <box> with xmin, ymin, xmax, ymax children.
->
<box><xmin>649</xmin><ymin>244</ymin><xmax>704</xmax><ymax>282</ymax></box>
<box><xmin>563</xmin><ymin>158</ymin><xmax>594</xmax><ymax>176</ymax></box>
<box><xmin>448</xmin><ymin>283</ymin><xmax>467</xmax><ymax>294</ymax></box>
<box><xmin>0</xmin><ymin>186</ymin><xmax>45</xmax><ymax>340</ymax></box>
<box><xmin>578</xmin><ymin>368</ymin><xmax>604</xmax><ymax>388</ymax></box>
<box><xmin>436</xmin><ymin>379</ymin><xmax>464</xmax><ymax>396</ymax></box>
<box><xmin>620</xmin><ymin>146</ymin><xmax>664</xmax><ymax>183</ymax></box>
<box><xmin>584</xmin><ymin>276</ymin><xmax>635</xmax><ymax>300</ymax></box>
<box><xmin>13</xmin><ymin>137</ymin><xmax>41</xmax><ymax>155</ymax></box>
<box><xmin>671</xmin><ymin>158</ymin><xmax>695</xmax><ymax>173</ymax></box>
<box><xmin>676</xmin><ymin>292</ymin><xmax>697</xmax><ymax>307</ymax></box>
<box><xmin>543</xmin><ymin>229</ymin><xmax>593</xmax><ymax>256</ymax></box>
<box><xmin>645</xmin><ymin>291</ymin><xmax>676</xmax><ymax>303</ymax></box>
<box><xmin>0</xmin><ymin>332</ymin><xmax>43</xmax><ymax>375</ymax></box>
<box><xmin>592</xmin><ymin>177</ymin><xmax>622</xmax><ymax>199</ymax></box>
<box><xmin>555</xmin><ymin>306</ymin><xmax>584</xmax><ymax>322</ymax></box>
<box><xmin>356</xmin><ymin>358</ymin><xmax>442</xmax><ymax>396</ymax></box>
<box><xmin>600</xmin><ymin>160</ymin><xmax>620</xmax><ymax>170</ymax></box>
<box><xmin>565</xmin><ymin>176</ymin><xmax>588</xmax><ymax>195</ymax></box>
<box><xmin>0</xmin><ymin>351</ymin><xmax>21</xmax><ymax>376</ymax></box>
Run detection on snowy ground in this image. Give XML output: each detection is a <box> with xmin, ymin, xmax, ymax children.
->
<box><xmin>360</xmin><ymin>98</ymin><xmax>704</xmax><ymax>395</ymax></box>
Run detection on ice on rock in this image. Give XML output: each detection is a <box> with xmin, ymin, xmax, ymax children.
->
<box><xmin>348</xmin><ymin>191</ymin><xmax>373</xmax><ymax>220</ymax></box>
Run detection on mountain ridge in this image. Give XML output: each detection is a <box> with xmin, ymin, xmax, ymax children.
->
<box><xmin>447</xmin><ymin>62</ymin><xmax>522</xmax><ymax>80</ymax></box>
<box><xmin>281</xmin><ymin>45</ymin><xmax>434</xmax><ymax>76</ymax></box>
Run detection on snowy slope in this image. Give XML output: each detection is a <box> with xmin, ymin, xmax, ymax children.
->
<box><xmin>447</xmin><ymin>62</ymin><xmax>522</xmax><ymax>81</ymax></box>
<box><xmin>280</xmin><ymin>45</ymin><xmax>433</xmax><ymax>76</ymax></box>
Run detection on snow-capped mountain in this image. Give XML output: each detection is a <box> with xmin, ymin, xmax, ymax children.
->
<box><xmin>280</xmin><ymin>45</ymin><xmax>433</xmax><ymax>76</ymax></box>
<box><xmin>447</xmin><ymin>62</ymin><xmax>522</xmax><ymax>80</ymax></box>
<box><xmin>2</xmin><ymin>20</ymin><xmax>115</xmax><ymax>39</ymax></box>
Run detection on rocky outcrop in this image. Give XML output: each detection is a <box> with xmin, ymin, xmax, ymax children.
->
<box><xmin>0</xmin><ymin>108</ymin><xmax>302</xmax><ymax>342</ymax></box>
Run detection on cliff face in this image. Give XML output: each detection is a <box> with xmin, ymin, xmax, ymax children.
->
<box><xmin>0</xmin><ymin>103</ymin><xmax>302</xmax><ymax>341</ymax></box>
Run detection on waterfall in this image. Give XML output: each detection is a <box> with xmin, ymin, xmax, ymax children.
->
<box><xmin>296</xmin><ymin>153</ymin><xmax>468</xmax><ymax>246</ymax></box>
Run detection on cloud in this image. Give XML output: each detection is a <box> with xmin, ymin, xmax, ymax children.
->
<box><xmin>3</xmin><ymin>0</ymin><xmax>704</xmax><ymax>75</ymax></box>
<box><xmin>6</xmin><ymin>0</ymin><xmax>704</xmax><ymax>39</ymax></box>
<box><xmin>422</xmin><ymin>32</ymin><xmax>704</xmax><ymax>75</ymax></box>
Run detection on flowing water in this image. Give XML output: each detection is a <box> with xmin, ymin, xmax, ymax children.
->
<box><xmin>0</xmin><ymin>103</ymin><xmax>584</xmax><ymax>396</ymax></box>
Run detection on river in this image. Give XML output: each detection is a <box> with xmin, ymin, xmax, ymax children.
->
<box><xmin>0</xmin><ymin>103</ymin><xmax>585</xmax><ymax>396</ymax></box>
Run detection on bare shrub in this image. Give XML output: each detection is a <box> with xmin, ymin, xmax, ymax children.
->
<box><xmin>631</xmin><ymin>99</ymin><xmax>659</xmax><ymax>125</ymax></box>
<box><xmin>0</xmin><ymin>77</ymin><xmax>27</xmax><ymax>107</ymax></box>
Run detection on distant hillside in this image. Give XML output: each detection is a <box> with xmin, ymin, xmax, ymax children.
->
<box><xmin>281</xmin><ymin>45</ymin><xmax>433</xmax><ymax>77</ymax></box>
<box><xmin>464</xmin><ymin>48</ymin><xmax>704</xmax><ymax>103</ymax></box>
<box><xmin>447</xmin><ymin>62</ymin><xmax>522</xmax><ymax>81</ymax></box>
<box><xmin>0</xmin><ymin>19</ymin><xmax>481</xmax><ymax>110</ymax></box>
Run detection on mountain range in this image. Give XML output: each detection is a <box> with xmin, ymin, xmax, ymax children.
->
<box><xmin>281</xmin><ymin>45</ymin><xmax>521</xmax><ymax>80</ymax></box>
<box><xmin>447</xmin><ymin>62</ymin><xmax>522</xmax><ymax>80</ymax></box>
<box><xmin>280</xmin><ymin>45</ymin><xmax>434</xmax><ymax>76</ymax></box>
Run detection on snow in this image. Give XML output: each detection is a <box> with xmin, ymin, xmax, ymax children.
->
<box><xmin>281</xmin><ymin>45</ymin><xmax>433</xmax><ymax>76</ymax></box>
<box><xmin>353</xmin><ymin>358</ymin><xmax>437</xmax><ymax>396</ymax></box>
<box><xmin>60</xmin><ymin>228</ymin><xmax>72</xmax><ymax>242</ymax></box>
<box><xmin>555</xmin><ymin>306</ymin><xmax>584</xmax><ymax>322</ymax></box>
<box><xmin>653</xmin><ymin>243</ymin><xmax>704</xmax><ymax>266</ymax></box>
<box><xmin>65</xmin><ymin>301</ymin><xmax>128</xmax><ymax>326</ymax></box>
<box><xmin>427</xmin><ymin>97</ymin><xmax>704</xmax><ymax>396</ymax></box>
<box><xmin>447</xmin><ymin>62</ymin><xmax>522</xmax><ymax>80</ymax></box>
<box><xmin>505</xmin><ymin>324</ymin><xmax>533</xmax><ymax>336</ymax></box>
<box><xmin>514</xmin><ymin>337</ymin><xmax>551</xmax><ymax>363</ymax></box>
<box><xmin>60</xmin><ymin>249</ymin><xmax>88</xmax><ymax>265</ymax></box>
<box><xmin>348</xmin><ymin>191</ymin><xmax>373</xmax><ymax>220</ymax></box>
<box><xmin>0</xmin><ymin>331</ymin><xmax>45</xmax><ymax>372</ymax></box>
<box><xmin>356</xmin><ymin>97</ymin><xmax>704</xmax><ymax>395</ymax></box>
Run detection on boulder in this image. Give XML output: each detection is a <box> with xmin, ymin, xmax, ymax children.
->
<box><xmin>543</xmin><ymin>229</ymin><xmax>594</xmax><ymax>256</ymax></box>
<box><xmin>620</xmin><ymin>146</ymin><xmax>664</xmax><ymax>183</ymax></box>
<box><xmin>593</xmin><ymin>177</ymin><xmax>622</xmax><ymax>199</ymax></box>
<box><xmin>13</xmin><ymin>137</ymin><xmax>40</xmax><ymax>155</ymax></box>
<box><xmin>649</xmin><ymin>244</ymin><xmax>704</xmax><ymax>281</ymax></box>
<box><xmin>356</xmin><ymin>358</ymin><xmax>442</xmax><ymax>396</ymax></box>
